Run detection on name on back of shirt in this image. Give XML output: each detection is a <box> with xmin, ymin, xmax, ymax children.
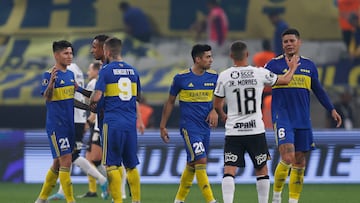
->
<box><xmin>113</xmin><ymin>69</ymin><xmax>135</xmax><ymax>75</ymax></box>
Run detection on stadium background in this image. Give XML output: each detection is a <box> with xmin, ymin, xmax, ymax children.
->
<box><xmin>0</xmin><ymin>0</ymin><xmax>360</xmax><ymax>188</ymax></box>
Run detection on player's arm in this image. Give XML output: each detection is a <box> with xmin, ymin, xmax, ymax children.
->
<box><xmin>213</xmin><ymin>96</ymin><xmax>227</xmax><ymax>123</ymax></box>
<box><xmin>74</xmin><ymin>99</ymin><xmax>90</xmax><ymax>111</ymax></box>
<box><xmin>276</xmin><ymin>55</ymin><xmax>300</xmax><ymax>85</ymax></box>
<box><xmin>43</xmin><ymin>67</ymin><xmax>57</xmax><ymax>101</ymax></box>
<box><xmin>312</xmin><ymin>78</ymin><xmax>342</xmax><ymax>127</ymax></box>
<box><xmin>89</xmin><ymin>90</ymin><xmax>103</xmax><ymax>112</ymax></box>
<box><xmin>159</xmin><ymin>94</ymin><xmax>177</xmax><ymax>143</ymax></box>
<box><xmin>136</xmin><ymin>101</ymin><xmax>145</xmax><ymax>135</ymax></box>
<box><xmin>75</xmin><ymin>84</ymin><xmax>93</xmax><ymax>98</ymax></box>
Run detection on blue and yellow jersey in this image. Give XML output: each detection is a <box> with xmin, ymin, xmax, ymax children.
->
<box><xmin>265</xmin><ymin>55</ymin><xmax>334</xmax><ymax>128</ymax></box>
<box><xmin>95</xmin><ymin>61</ymin><xmax>141</xmax><ymax>126</ymax></box>
<box><xmin>170</xmin><ymin>68</ymin><xmax>218</xmax><ymax>131</ymax></box>
<box><xmin>40</xmin><ymin>69</ymin><xmax>75</xmax><ymax>129</ymax></box>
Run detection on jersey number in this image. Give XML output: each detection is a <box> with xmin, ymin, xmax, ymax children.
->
<box><xmin>193</xmin><ymin>142</ymin><xmax>205</xmax><ymax>154</ymax></box>
<box><xmin>59</xmin><ymin>138</ymin><xmax>70</xmax><ymax>150</ymax></box>
<box><xmin>233</xmin><ymin>87</ymin><xmax>256</xmax><ymax>115</ymax></box>
<box><xmin>118</xmin><ymin>77</ymin><xmax>132</xmax><ymax>101</ymax></box>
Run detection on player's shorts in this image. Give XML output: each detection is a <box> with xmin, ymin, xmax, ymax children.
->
<box><xmin>224</xmin><ymin>133</ymin><xmax>270</xmax><ymax>169</ymax></box>
<box><xmin>274</xmin><ymin>123</ymin><xmax>315</xmax><ymax>152</ymax></box>
<box><xmin>46</xmin><ymin>126</ymin><xmax>75</xmax><ymax>159</ymax></box>
<box><xmin>72</xmin><ymin>123</ymin><xmax>85</xmax><ymax>161</ymax></box>
<box><xmin>102</xmin><ymin>121</ymin><xmax>139</xmax><ymax>168</ymax></box>
<box><xmin>180</xmin><ymin>127</ymin><xmax>210</xmax><ymax>163</ymax></box>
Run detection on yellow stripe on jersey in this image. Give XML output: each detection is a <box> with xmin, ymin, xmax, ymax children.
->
<box><xmin>51</xmin><ymin>132</ymin><xmax>60</xmax><ymax>157</ymax></box>
<box><xmin>52</xmin><ymin>86</ymin><xmax>74</xmax><ymax>101</ymax></box>
<box><xmin>273</xmin><ymin>74</ymin><xmax>311</xmax><ymax>90</ymax></box>
<box><xmin>101</xmin><ymin>123</ymin><xmax>108</xmax><ymax>166</ymax></box>
<box><xmin>104</xmin><ymin>83</ymin><xmax>137</xmax><ymax>97</ymax></box>
<box><xmin>179</xmin><ymin>89</ymin><xmax>214</xmax><ymax>102</ymax></box>
<box><xmin>182</xmin><ymin>128</ymin><xmax>195</xmax><ymax>161</ymax></box>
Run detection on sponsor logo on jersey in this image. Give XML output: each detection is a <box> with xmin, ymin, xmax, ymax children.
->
<box><xmin>224</xmin><ymin>152</ymin><xmax>238</xmax><ymax>162</ymax></box>
<box><xmin>300</xmin><ymin>68</ymin><xmax>310</xmax><ymax>73</ymax></box>
<box><xmin>188</xmin><ymin>82</ymin><xmax>194</xmax><ymax>87</ymax></box>
<box><xmin>60</xmin><ymin>80</ymin><xmax>65</xmax><ymax>85</ymax></box>
<box><xmin>233</xmin><ymin>119</ymin><xmax>256</xmax><ymax>129</ymax></box>
<box><xmin>240</xmin><ymin>70</ymin><xmax>254</xmax><ymax>78</ymax></box>
<box><xmin>255</xmin><ymin>153</ymin><xmax>268</xmax><ymax>165</ymax></box>
<box><xmin>203</xmin><ymin>82</ymin><xmax>214</xmax><ymax>86</ymax></box>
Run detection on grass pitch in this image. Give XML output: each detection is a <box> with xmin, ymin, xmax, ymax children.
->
<box><xmin>1</xmin><ymin>183</ymin><xmax>358</xmax><ymax>203</ymax></box>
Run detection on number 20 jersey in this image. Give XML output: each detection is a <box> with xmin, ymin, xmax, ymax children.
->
<box><xmin>214</xmin><ymin>66</ymin><xmax>278</xmax><ymax>136</ymax></box>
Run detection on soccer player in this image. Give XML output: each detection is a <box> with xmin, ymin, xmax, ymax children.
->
<box><xmin>160</xmin><ymin>44</ymin><xmax>218</xmax><ymax>203</ymax></box>
<box><xmin>35</xmin><ymin>40</ymin><xmax>76</xmax><ymax>203</ymax></box>
<box><xmin>213</xmin><ymin>40</ymin><xmax>299</xmax><ymax>203</ymax></box>
<box><xmin>90</xmin><ymin>37</ymin><xmax>142</xmax><ymax>203</ymax></box>
<box><xmin>265</xmin><ymin>28</ymin><xmax>342</xmax><ymax>203</ymax></box>
<box><xmin>47</xmin><ymin>63</ymin><xmax>108</xmax><ymax>200</ymax></box>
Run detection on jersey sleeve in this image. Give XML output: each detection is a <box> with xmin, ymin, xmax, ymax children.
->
<box><xmin>264</xmin><ymin>59</ymin><xmax>275</xmax><ymax>72</ymax></box>
<box><xmin>169</xmin><ymin>74</ymin><xmax>181</xmax><ymax>96</ymax></box>
<box><xmin>40</xmin><ymin>72</ymin><xmax>51</xmax><ymax>95</ymax></box>
<box><xmin>310</xmin><ymin>62</ymin><xmax>334</xmax><ymax>112</ymax></box>
<box><xmin>214</xmin><ymin>72</ymin><xmax>225</xmax><ymax>98</ymax></box>
<box><xmin>259</xmin><ymin>68</ymin><xmax>278</xmax><ymax>86</ymax></box>
<box><xmin>95</xmin><ymin>68</ymin><xmax>106</xmax><ymax>92</ymax></box>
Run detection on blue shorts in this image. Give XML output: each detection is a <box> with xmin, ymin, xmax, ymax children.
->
<box><xmin>180</xmin><ymin>127</ymin><xmax>210</xmax><ymax>163</ymax></box>
<box><xmin>46</xmin><ymin>126</ymin><xmax>75</xmax><ymax>159</ymax></box>
<box><xmin>274</xmin><ymin>122</ymin><xmax>315</xmax><ymax>152</ymax></box>
<box><xmin>102</xmin><ymin>121</ymin><xmax>139</xmax><ymax>168</ymax></box>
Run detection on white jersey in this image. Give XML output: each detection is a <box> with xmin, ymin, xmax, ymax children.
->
<box><xmin>67</xmin><ymin>63</ymin><xmax>86</xmax><ymax>123</ymax></box>
<box><xmin>86</xmin><ymin>78</ymin><xmax>99</xmax><ymax>131</ymax></box>
<box><xmin>214</xmin><ymin>66</ymin><xmax>278</xmax><ymax>136</ymax></box>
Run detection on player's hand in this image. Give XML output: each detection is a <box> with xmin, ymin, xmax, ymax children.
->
<box><xmin>137</xmin><ymin>119</ymin><xmax>145</xmax><ymax>135</ymax></box>
<box><xmin>160</xmin><ymin>127</ymin><xmax>170</xmax><ymax>143</ymax></box>
<box><xmin>206</xmin><ymin>109</ymin><xmax>218</xmax><ymax>128</ymax></box>
<box><xmin>286</xmin><ymin>55</ymin><xmax>300</xmax><ymax>70</ymax></box>
<box><xmin>331</xmin><ymin>109</ymin><xmax>342</xmax><ymax>128</ymax></box>
<box><xmin>49</xmin><ymin>66</ymin><xmax>58</xmax><ymax>84</ymax></box>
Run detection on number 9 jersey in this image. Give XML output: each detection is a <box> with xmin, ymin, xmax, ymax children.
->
<box><xmin>214</xmin><ymin>66</ymin><xmax>278</xmax><ymax>136</ymax></box>
<box><xmin>95</xmin><ymin>61</ymin><xmax>141</xmax><ymax>126</ymax></box>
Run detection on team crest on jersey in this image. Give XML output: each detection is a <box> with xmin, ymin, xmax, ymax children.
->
<box><xmin>42</xmin><ymin>79</ymin><xmax>48</xmax><ymax>86</ymax></box>
<box><xmin>230</xmin><ymin>71</ymin><xmax>240</xmax><ymax>79</ymax></box>
<box><xmin>188</xmin><ymin>83</ymin><xmax>194</xmax><ymax>87</ymax></box>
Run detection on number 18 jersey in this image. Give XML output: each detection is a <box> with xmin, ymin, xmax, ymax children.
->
<box><xmin>214</xmin><ymin>66</ymin><xmax>278</xmax><ymax>136</ymax></box>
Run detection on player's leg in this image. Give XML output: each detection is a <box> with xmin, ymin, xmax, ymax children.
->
<box><xmin>36</xmin><ymin>159</ymin><xmax>60</xmax><ymax>202</ymax></box>
<box><xmin>288</xmin><ymin>129</ymin><xmax>313</xmax><ymax>203</ymax></box>
<box><xmin>119</xmin><ymin>165</ymin><xmax>127</xmax><ymax>199</ymax></box>
<box><xmin>186</xmin><ymin>129</ymin><xmax>216</xmax><ymax>203</ymax></box>
<box><xmin>123</xmin><ymin>127</ymin><xmax>141</xmax><ymax>203</ymax></box>
<box><xmin>247</xmin><ymin>134</ymin><xmax>271</xmax><ymax>203</ymax></box>
<box><xmin>58</xmin><ymin>153</ymin><xmax>75</xmax><ymax>203</ymax></box>
<box><xmin>272</xmin><ymin>125</ymin><xmax>295</xmax><ymax>203</ymax></box>
<box><xmin>222</xmin><ymin>136</ymin><xmax>244</xmax><ymax>203</ymax></box>
<box><xmin>103</xmin><ymin>123</ymin><xmax>123</xmax><ymax>203</ymax></box>
<box><xmin>174</xmin><ymin>164</ymin><xmax>195</xmax><ymax>203</ymax></box>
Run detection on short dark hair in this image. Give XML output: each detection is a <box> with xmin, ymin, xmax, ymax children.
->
<box><xmin>282</xmin><ymin>28</ymin><xmax>300</xmax><ymax>38</ymax></box>
<box><xmin>94</xmin><ymin>34</ymin><xmax>110</xmax><ymax>45</ymax></box>
<box><xmin>191</xmin><ymin>44</ymin><xmax>212</xmax><ymax>62</ymax></box>
<box><xmin>104</xmin><ymin>37</ymin><xmax>122</xmax><ymax>58</ymax></box>
<box><xmin>119</xmin><ymin>2</ymin><xmax>130</xmax><ymax>10</ymax></box>
<box><xmin>231</xmin><ymin>40</ymin><xmax>247</xmax><ymax>61</ymax></box>
<box><xmin>52</xmin><ymin>40</ymin><xmax>72</xmax><ymax>53</ymax></box>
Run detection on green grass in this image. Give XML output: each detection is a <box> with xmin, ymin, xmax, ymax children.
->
<box><xmin>1</xmin><ymin>183</ymin><xmax>359</xmax><ymax>203</ymax></box>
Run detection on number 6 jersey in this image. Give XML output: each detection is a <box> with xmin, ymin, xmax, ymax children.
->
<box><xmin>214</xmin><ymin>66</ymin><xmax>278</xmax><ymax>136</ymax></box>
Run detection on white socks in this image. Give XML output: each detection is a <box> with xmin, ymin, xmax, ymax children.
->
<box><xmin>73</xmin><ymin>156</ymin><xmax>106</xmax><ymax>185</ymax></box>
<box><xmin>256</xmin><ymin>177</ymin><xmax>270</xmax><ymax>203</ymax></box>
<box><xmin>222</xmin><ymin>176</ymin><xmax>235</xmax><ymax>203</ymax></box>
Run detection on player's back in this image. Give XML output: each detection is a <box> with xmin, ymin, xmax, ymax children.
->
<box><xmin>216</xmin><ymin>66</ymin><xmax>276</xmax><ymax>135</ymax></box>
<box><xmin>100</xmin><ymin>61</ymin><xmax>140</xmax><ymax>125</ymax></box>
